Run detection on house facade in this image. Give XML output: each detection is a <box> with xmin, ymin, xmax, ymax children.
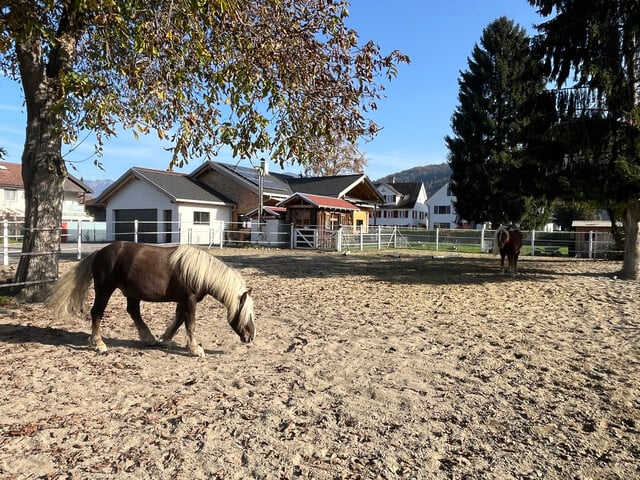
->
<box><xmin>191</xmin><ymin>162</ymin><xmax>382</xmax><ymax>228</ymax></box>
<box><xmin>189</xmin><ymin>161</ymin><xmax>292</xmax><ymax>223</ymax></box>
<box><xmin>92</xmin><ymin>167</ymin><xmax>234</xmax><ymax>245</ymax></box>
<box><xmin>0</xmin><ymin>160</ymin><xmax>93</xmax><ymax>223</ymax></box>
<box><xmin>371</xmin><ymin>182</ymin><xmax>428</xmax><ymax>227</ymax></box>
<box><xmin>285</xmin><ymin>174</ymin><xmax>381</xmax><ymax>230</ymax></box>
<box><xmin>278</xmin><ymin>192</ymin><xmax>362</xmax><ymax>229</ymax></box>
<box><xmin>426</xmin><ymin>181</ymin><xmax>469</xmax><ymax>229</ymax></box>
<box><xmin>86</xmin><ymin>161</ymin><xmax>384</xmax><ymax>247</ymax></box>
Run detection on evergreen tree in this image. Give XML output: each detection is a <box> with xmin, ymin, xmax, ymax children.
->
<box><xmin>530</xmin><ymin>0</ymin><xmax>640</xmax><ymax>278</ymax></box>
<box><xmin>446</xmin><ymin>17</ymin><xmax>550</xmax><ymax>227</ymax></box>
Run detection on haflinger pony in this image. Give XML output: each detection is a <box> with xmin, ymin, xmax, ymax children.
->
<box><xmin>491</xmin><ymin>225</ymin><xmax>523</xmax><ymax>277</ymax></box>
<box><xmin>46</xmin><ymin>241</ymin><xmax>256</xmax><ymax>357</ymax></box>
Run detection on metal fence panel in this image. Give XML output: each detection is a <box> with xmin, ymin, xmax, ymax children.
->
<box><xmin>1</xmin><ymin>219</ymin><xmax>623</xmax><ymax>268</ymax></box>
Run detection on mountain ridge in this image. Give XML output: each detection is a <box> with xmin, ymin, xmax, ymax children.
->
<box><xmin>375</xmin><ymin>163</ymin><xmax>451</xmax><ymax>197</ymax></box>
<box><xmin>84</xmin><ymin>163</ymin><xmax>452</xmax><ymax>199</ymax></box>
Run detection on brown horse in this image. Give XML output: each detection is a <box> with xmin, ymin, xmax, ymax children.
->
<box><xmin>47</xmin><ymin>241</ymin><xmax>255</xmax><ymax>357</ymax></box>
<box><xmin>491</xmin><ymin>226</ymin><xmax>523</xmax><ymax>277</ymax></box>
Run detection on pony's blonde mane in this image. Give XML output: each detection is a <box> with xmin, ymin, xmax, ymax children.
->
<box><xmin>491</xmin><ymin>226</ymin><xmax>510</xmax><ymax>255</ymax></box>
<box><xmin>169</xmin><ymin>245</ymin><xmax>246</xmax><ymax>313</ymax></box>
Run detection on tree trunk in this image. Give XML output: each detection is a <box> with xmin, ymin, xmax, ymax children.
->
<box><xmin>14</xmin><ymin>42</ymin><xmax>67</xmax><ymax>302</ymax></box>
<box><xmin>621</xmin><ymin>198</ymin><xmax>640</xmax><ymax>279</ymax></box>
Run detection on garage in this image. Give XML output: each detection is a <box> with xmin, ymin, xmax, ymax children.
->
<box><xmin>114</xmin><ymin>209</ymin><xmax>157</xmax><ymax>243</ymax></box>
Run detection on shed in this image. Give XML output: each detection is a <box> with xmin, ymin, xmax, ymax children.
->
<box><xmin>277</xmin><ymin>192</ymin><xmax>360</xmax><ymax>230</ymax></box>
<box><xmin>571</xmin><ymin>220</ymin><xmax>617</xmax><ymax>258</ymax></box>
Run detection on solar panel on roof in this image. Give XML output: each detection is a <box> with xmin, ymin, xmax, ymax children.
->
<box><xmin>227</xmin><ymin>165</ymin><xmax>289</xmax><ymax>192</ymax></box>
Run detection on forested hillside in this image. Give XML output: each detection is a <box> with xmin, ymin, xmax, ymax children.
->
<box><xmin>375</xmin><ymin>163</ymin><xmax>451</xmax><ymax>197</ymax></box>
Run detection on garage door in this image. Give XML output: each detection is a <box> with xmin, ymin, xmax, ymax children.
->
<box><xmin>114</xmin><ymin>209</ymin><xmax>158</xmax><ymax>243</ymax></box>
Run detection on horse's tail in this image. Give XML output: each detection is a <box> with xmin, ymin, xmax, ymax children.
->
<box><xmin>491</xmin><ymin>226</ymin><xmax>509</xmax><ymax>255</ymax></box>
<box><xmin>46</xmin><ymin>251</ymin><xmax>98</xmax><ymax>319</ymax></box>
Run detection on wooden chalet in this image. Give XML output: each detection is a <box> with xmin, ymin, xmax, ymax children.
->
<box><xmin>277</xmin><ymin>192</ymin><xmax>361</xmax><ymax>230</ymax></box>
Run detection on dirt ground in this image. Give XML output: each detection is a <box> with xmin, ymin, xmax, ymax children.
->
<box><xmin>0</xmin><ymin>248</ymin><xmax>639</xmax><ymax>479</ymax></box>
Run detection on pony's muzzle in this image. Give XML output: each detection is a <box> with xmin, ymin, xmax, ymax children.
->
<box><xmin>239</xmin><ymin>327</ymin><xmax>256</xmax><ymax>343</ymax></box>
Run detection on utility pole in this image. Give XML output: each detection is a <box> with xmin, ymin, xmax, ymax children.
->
<box><xmin>258</xmin><ymin>158</ymin><xmax>268</xmax><ymax>229</ymax></box>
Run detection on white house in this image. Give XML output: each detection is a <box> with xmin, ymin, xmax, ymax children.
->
<box><xmin>426</xmin><ymin>182</ymin><xmax>468</xmax><ymax>229</ymax></box>
<box><xmin>371</xmin><ymin>182</ymin><xmax>428</xmax><ymax>227</ymax></box>
<box><xmin>92</xmin><ymin>167</ymin><xmax>234</xmax><ymax>245</ymax></box>
<box><xmin>0</xmin><ymin>160</ymin><xmax>93</xmax><ymax>225</ymax></box>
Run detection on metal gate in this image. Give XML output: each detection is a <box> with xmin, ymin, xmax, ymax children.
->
<box><xmin>293</xmin><ymin>228</ymin><xmax>340</xmax><ymax>250</ymax></box>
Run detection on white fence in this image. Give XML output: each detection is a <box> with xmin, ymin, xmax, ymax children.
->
<box><xmin>2</xmin><ymin>219</ymin><xmax>621</xmax><ymax>267</ymax></box>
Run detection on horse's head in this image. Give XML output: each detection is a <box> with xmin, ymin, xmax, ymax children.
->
<box><xmin>228</xmin><ymin>288</ymin><xmax>256</xmax><ymax>343</ymax></box>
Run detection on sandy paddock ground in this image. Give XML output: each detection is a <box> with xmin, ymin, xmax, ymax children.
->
<box><xmin>0</xmin><ymin>248</ymin><xmax>639</xmax><ymax>480</ymax></box>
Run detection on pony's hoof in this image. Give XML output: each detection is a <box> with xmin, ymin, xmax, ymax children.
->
<box><xmin>94</xmin><ymin>344</ymin><xmax>108</xmax><ymax>354</ymax></box>
<box><xmin>140</xmin><ymin>334</ymin><xmax>158</xmax><ymax>346</ymax></box>
<box><xmin>159</xmin><ymin>339</ymin><xmax>178</xmax><ymax>349</ymax></box>
<box><xmin>190</xmin><ymin>344</ymin><xmax>206</xmax><ymax>358</ymax></box>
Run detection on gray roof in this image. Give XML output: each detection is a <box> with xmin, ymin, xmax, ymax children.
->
<box><xmin>133</xmin><ymin>168</ymin><xmax>232</xmax><ymax>203</ymax></box>
<box><xmin>376</xmin><ymin>182</ymin><xmax>423</xmax><ymax>209</ymax></box>
<box><xmin>93</xmin><ymin>167</ymin><xmax>233</xmax><ymax>206</ymax></box>
<box><xmin>286</xmin><ymin>174</ymin><xmax>365</xmax><ymax>197</ymax></box>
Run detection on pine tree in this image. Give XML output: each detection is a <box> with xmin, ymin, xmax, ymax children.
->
<box><xmin>446</xmin><ymin>17</ymin><xmax>550</xmax><ymax>227</ymax></box>
<box><xmin>530</xmin><ymin>0</ymin><xmax>640</xmax><ymax>278</ymax></box>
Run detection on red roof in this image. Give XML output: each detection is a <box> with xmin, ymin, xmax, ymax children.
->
<box><xmin>0</xmin><ymin>161</ymin><xmax>23</xmax><ymax>188</ymax></box>
<box><xmin>278</xmin><ymin>192</ymin><xmax>358</xmax><ymax>211</ymax></box>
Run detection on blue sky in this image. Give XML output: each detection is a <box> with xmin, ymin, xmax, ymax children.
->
<box><xmin>0</xmin><ymin>0</ymin><xmax>543</xmax><ymax>182</ymax></box>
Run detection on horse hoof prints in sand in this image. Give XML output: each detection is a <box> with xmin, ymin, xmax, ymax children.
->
<box><xmin>46</xmin><ymin>241</ymin><xmax>256</xmax><ymax>357</ymax></box>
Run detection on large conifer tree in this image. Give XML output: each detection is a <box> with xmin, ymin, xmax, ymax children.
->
<box><xmin>446</xmin><ymin>17</ymin><xmax>550</xmax><ymax>227</ymax></box>
<box><xmin>529</xmin><ymin>0</ymin><xmax>640</xmax><ymax>278</ymax></box>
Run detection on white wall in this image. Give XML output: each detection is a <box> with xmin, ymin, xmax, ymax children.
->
<box><xmin>426</xmin><ymin>183</ymin><xmax>458</xmax><ymax>229</ymax></box>
<box><xmin>371</xmin><ymin>184</ymin><xmax>429</xmax><ymax>228</ymax></box>
<box><xmin>178</xmin><ymin>204</ymin><xmax>231</xmax><ymax>245</ymax></box>
<box><xmin>2</xmin><ymin>186</ymin><xmax>91</xmax><ymax>221</ymax></box>
<box><xmin>105</xmin><ymin>180</ymin><xmax>232</xmax><ymax>244</ymax></box>
<box><xmin>105</xmin><ymin>179</ymin><xmax>174</xmax><ymax>240</ymax></box>
<box><xmin>0</xmin><ymin>187</ymin><xmax>26</xmax><ymax>216</ymax></box>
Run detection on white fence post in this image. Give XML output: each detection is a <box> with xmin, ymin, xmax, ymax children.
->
<box><xmin>436</xmin><ymin>227</ymin><xmax>440</xmax><ymax>251</ymax></box>
<box><xmin>134</xmin><ymin>219</ymin><xmax>139</xmax><ymax>243</ymax></box>
<box><xmin>480</xmin><ymin>225</ymin><xmax>486</xmax><ymax>252</ymax></box>
<box><xmin>589</xmin><ymin>231</ymin><xmax>594</xmax><ymax>259</ymax></box>
<box><xmin>377</xmin><ymin>226</ymin><xmax>381</xmax><ymax>250</ymax></box>
<box><xmin>3</xmin><ymin>220</ymin><xmax>8</xmax><ymax>266</ymax></box>
<box><xmin>530</xmin><ymin>229</ymin><xmax>536</xmax><ymax>257</ymax></box>
<box><xmin>336</xmin><ymin>227</ymin><xmax>343</xmax><ymax>252</ymax></box>
<box><xmin>77</xmin><ymin>220</ymin><xmax>82</xmax><ymax>259</ymax></box>
<box><xmin>359</xmin><ymin>226</ymin><xmax>364</xmax><ymax>251</ymax></box>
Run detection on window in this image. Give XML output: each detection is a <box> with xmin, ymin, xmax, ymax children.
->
<box><xmin>4</xmin><ymin>189</ymin><xmax>16</xmax><ymax>201</ymax></box>
<box><xmin>434</xmin><ymin>205</ymin><xmax>451</xmax><ymax>215</ymax></box>
<box><xmin>193</xmin><ymin>211</ymin><xmax>210</xmax><ymax>225</ymax></box>
<box><xmin>434</xmin><ymin>222</ymin><xmax>450</xmax><ymax>229</ymax></box>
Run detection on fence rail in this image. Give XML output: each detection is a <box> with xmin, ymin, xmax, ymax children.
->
<box><xmin>1</xmin><ymin>219</ymin><xmax>622</xmax><ymax>269</ymax></box>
